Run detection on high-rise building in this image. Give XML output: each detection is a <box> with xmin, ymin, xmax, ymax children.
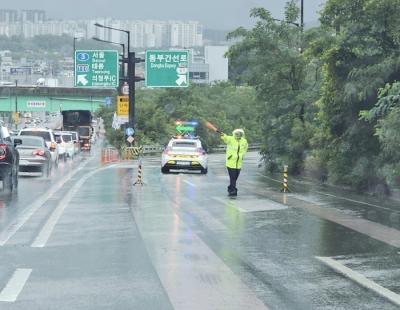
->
<box><xmin>0</xmin><ymin>11</ymin><xmax>204</xmax><ymax>48</ymax></box>
<box><xmin>169</xmin><ymin>21</ymin><xmax>203</xmax><ymax>47</ymax></box>
<box><xmin>0</xmin><ymin>10</ymin><xmax>18</xmax><ymax>23</ymax></box>
<box><xmin>21</xmin><ymin>10</ymin><xmax>46</xmax><ymax>23</ymax></box>
<box><xmin>205</xmin><ymin>46</ymin><xmax>229</xmax><ymax>82</ymax></box>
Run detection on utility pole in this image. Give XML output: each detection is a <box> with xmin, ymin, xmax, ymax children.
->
<box><xmin>301</xmin><ymin>0</ymin><xmax>304</xmax><ymax>30</ymax></box>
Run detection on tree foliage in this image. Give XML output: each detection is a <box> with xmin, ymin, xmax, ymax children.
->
<box><xmin>227</xmin><ymin>1</ymin><xmax>320</xmax><ymax>173</ymax></box>
<box><xmin>310</xmin><ymin>0</ymin><xmax>400</xmax><ymax>191</ymax></box>
<box><xmin>225</xmin><ymin>0</ymin><xmax>400</xmax><ymax>193</ymax></box>
<box><xmin>100</xmin><ymin>83</ymin><xmax>261</xmax><ymax>151</ymax></box>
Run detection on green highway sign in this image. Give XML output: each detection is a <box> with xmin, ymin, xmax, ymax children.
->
<box><xmin>75</xmin><ymin>50</ymin><xmax>119</xmax><ymax>88</ymax></box>
<box><xmin>145</xmin><ymin>50</ymin><xmax>189</xmax><ymax>88</ymax></box>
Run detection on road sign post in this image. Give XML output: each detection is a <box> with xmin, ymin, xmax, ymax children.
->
<box><xmin>145</xmin><ymin>50</ymin><xmax>189</xmax><ymax>88</ymax></box>
<box><xmin>75</xmin><ymin>50</ymin><xmax>119</xmax><ymax>87</ymax></box>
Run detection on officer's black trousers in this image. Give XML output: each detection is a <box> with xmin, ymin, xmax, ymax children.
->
<box><xmin>227</xmin><ymin>168</ymin><xmax>241</xmax><ymax>193</ymax></box>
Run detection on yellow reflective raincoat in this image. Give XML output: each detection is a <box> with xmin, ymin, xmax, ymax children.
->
<box><xmin>221</xmin><ymin>132</ymin><xmax>248</xmax><ymax>169</ymax></box>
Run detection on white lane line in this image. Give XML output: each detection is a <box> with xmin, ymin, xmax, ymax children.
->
<box><xmin>31</xmin><ymin>164</ymin><xmax>116</xmax><ymax>248</ymax></box>
<box><xmin>183</xmin><ymin>180</ymin><xmax>196</xmax><ymax>187</ymax></box>
<box><xmin>213</xmin><ymin>196</ymin><xmax>288</xmax><ymax>213</ymax></box>
<box><xmin>256</xmin><ymin>173</ymin><xmax>281</xmax><ymax>183</ymax></box>
<box><xmin>0</xmin><ymin>161</ymin><xmax>88</xmax><ymax>246</ymax></box>
<box><xmin>132</xmin><ymin>199</ymin><xmax>269</xmax><ymax>309</ymax></box>
<box><xmin>316</xmin><ymin>256</ymin><xmax>400</xmax><ymax>306</ymax></box>
<box><xmin>213</xmin><ymin>197</ymin><xmax>247</xmax><ymax>212</ymax></box>
<box><xmin>256</xmin><ymin>173</ymin><xmax>398</xmax><ymax>213</ymax></box>
<box><xmin>0</xmin><ymin>268</ymin><xmax>32</xmax><ymax>302</ymax></box>
<box><xmin>314</xmin><ymin>191</ymin><xmax>397</xmax><ymax>213</ymax></box>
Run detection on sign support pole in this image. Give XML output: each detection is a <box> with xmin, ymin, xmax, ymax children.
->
<box><xmin>128</xmin><ymin>52</ymin><xmax>135</xmax><ymax>132</ymax></box>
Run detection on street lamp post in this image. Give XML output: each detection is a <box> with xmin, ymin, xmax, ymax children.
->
<box><xmin>92</xmin><ymin>37</ymin><xmax>126</xmax><ymax>77</ymax></box>
<box><xmin>94</xmin><ymin>23</ymin><xmax>144</xmax><ymax>139</ymax></box>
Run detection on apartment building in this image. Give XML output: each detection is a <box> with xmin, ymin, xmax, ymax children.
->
<box><xmin>0</xmin><ymin>10</ymin><xmax>203</xmax><ymax>48</ymax></box>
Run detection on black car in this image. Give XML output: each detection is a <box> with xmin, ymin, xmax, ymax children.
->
<box><xmin>0</xmin><ymin>125</ymin><xmax>19</xmax><ymax>193</ymax></box>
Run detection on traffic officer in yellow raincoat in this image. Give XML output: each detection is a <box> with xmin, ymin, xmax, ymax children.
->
<box><xmin>221</xmin><ymin>129</ymin><xmax>248</xmax><ymax>196</ymax></box>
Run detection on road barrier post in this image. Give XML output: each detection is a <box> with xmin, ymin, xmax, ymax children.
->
<box><xmin>281</xmin><ymin>165</ymin><xmax>290</xmax><ymax>193</ymax></box>
<box><xmin>133</xmin><ymin>158</ymin><xmax>144</xmax><ymax>186</ymax></box>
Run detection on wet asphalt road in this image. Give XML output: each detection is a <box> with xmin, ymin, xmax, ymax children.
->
<box><xmin>0</xmin><ymin>146</ymin><xmax>399</xmax><ymax>309</ymax></box>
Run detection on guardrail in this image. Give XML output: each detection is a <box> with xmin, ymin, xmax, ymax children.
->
<box><xmin>142</xmin><ymin>145</ymin><xmax>164</xmax><ymax>154</ymax></box>
<box><xmin>119</xmin><ymin>143</ymin><xmax>262</xmax><ymax>157</ymax></box>
<box><xmin>210</xmin><ymin>143</ymin><xmax>262</xmax><ymax>153</ymax></box>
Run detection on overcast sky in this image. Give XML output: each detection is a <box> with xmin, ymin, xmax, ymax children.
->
<box><xmin>6</xmin><ymin>0</ymin><xmax>326</xmax><ymax>29</ymax></box>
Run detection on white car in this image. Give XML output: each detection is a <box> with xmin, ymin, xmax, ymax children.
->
<box><xmin>68</xmin><ymin>131</ymin><xmax>80</xmax><ymax>155</ymax></box>
<box><xmin>161</xmin><ymin>137</ymin><xmax>208</xmax><ymax>174</ymax></box>
<box><xmin>19</xmin><ymin>127</ymin><xmax>59</xmax><ymax>167</ymax></box>
<box><xmin>54</xmin><ymin>132</ymin><xmax>74</xmax><ymax>160</ymax></box>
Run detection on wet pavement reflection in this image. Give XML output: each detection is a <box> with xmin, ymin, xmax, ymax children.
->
<box><xmin>0</xmin><ymin>151</ymin><xmax>399</xmax><ymax>309</ymax></box>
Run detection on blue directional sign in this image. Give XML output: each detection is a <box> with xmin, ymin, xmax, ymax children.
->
<box><xmin>126</xmin><ymin>127</ymin><xmax>135</xmax><ymax>136</ymax></box>
<box><xmin>76</xmin><ymin>52</ymin><xmax>90</xmax><ymax>61</ymax></box>
<box><xmin>104</xmin><ymin>97</ymin><xmax>112</xmax><ymax>105</ymax></box>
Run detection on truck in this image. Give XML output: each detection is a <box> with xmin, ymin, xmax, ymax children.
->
<box><xmin>61</xmin><ymin>110</ymin><xmax>93</xmax><ymax>151</ymax></box>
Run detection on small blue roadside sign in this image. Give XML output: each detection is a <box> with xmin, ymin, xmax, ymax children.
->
<box><xmin>104</xmin><ymin>97</ymin><xmax>112</xmax><ymax>105</ymax></box>
<box><xmin>126</xmin><ymin>127</ymin><xmax>134</xmax><ymax>136</ymax></box>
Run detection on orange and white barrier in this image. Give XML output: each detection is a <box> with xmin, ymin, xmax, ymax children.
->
<box><xmin>101</xmin><ymin>147</ymin><xmax>119</xmax><ymax>164</ymax></box>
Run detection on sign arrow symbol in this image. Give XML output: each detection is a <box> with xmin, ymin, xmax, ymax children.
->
<box><xmin>77</xmin><ymin>75</ymin><xmax>88</xmax><ymax>86</ymax></box>
<box><xmin>176</xmin><ymin>74</ymin><xmax>187</xmax><ymax>86</ymax></box>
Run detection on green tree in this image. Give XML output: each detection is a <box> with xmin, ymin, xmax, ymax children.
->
<box><xmin>311</xmin><ymin>0</ymin><xmax>400</xmax><ymax>191</ymax></box>
<box><xmin>227</xmin><ymin>1</ymin><xmax>320</xmax><ymax>173</ymax></box>
<box><xmin>99</xmin><ymin>84</ymin><xmax>261</xmax><ymax>152</ymax></box>
<box><xmin>360</xmin><ymin>81</ymin><xmax>400</xmax><ymax>187</ymax></box>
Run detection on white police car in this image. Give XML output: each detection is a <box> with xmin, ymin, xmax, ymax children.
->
<box><xmin>161</xmin><ymin>136</ymin><xmax>208</xmax><ymax>174</ymax></box>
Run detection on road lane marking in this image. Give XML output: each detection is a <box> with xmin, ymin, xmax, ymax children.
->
<box><xmin>316</xmin><ymin>256</ymin><xmax>400</xmax><ymax>306</ymax></box>
<box><xmin>0</xmin><ymin>268</ymin><xmax>32</xmax><ymax>302</ymax></box>
<box><xmin>183</xmin><ymin>180</ymin><xmax>196</xmax><ymax>187</ymax></box>
<box><xmin>256</xmin><ymin>173</ymin><xmax>399</xmax><ymax>214</ymax></box>
<box><xmin>313</xmin><ymin>191</ymin><xmax>399</xmax><ymax>213</ymax></box>
<box><xmin>213</xmin><ymin>197</ymin><xmax>288</xmax><ymax>213</ymax></box>
<box><xmin>243</xmin><ymin>184</ymin><xmax>400</xmax><ymax>247</ymax></box>
<box><xmin>31</xmin><ymin>164</ymin><xmax>117</xmax><ymax>248</ymax></box>
<box><xmin>131</xmin><ymin>195</ymin><xmax>269</xmax><ymax>309</ymax></box>
<box><xmin>0</xmin><ymin>161</ymin><xmax>89</xmax><ymax>246</ymax></box>
<box><xmin>256</xmin><ymin>173</ymin><xmax>281</xmax><ymax>183</ymax></box>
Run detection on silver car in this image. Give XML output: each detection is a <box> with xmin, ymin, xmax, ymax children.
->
<box><xmin>19</xmin><ymin>127</ymin><xmax>59</xmax><ymax>168</ymax></box>
<box><xmin>13</xmin><ymin>136</ymin><xmax>52</xmax><ymax>177</ymax></box>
